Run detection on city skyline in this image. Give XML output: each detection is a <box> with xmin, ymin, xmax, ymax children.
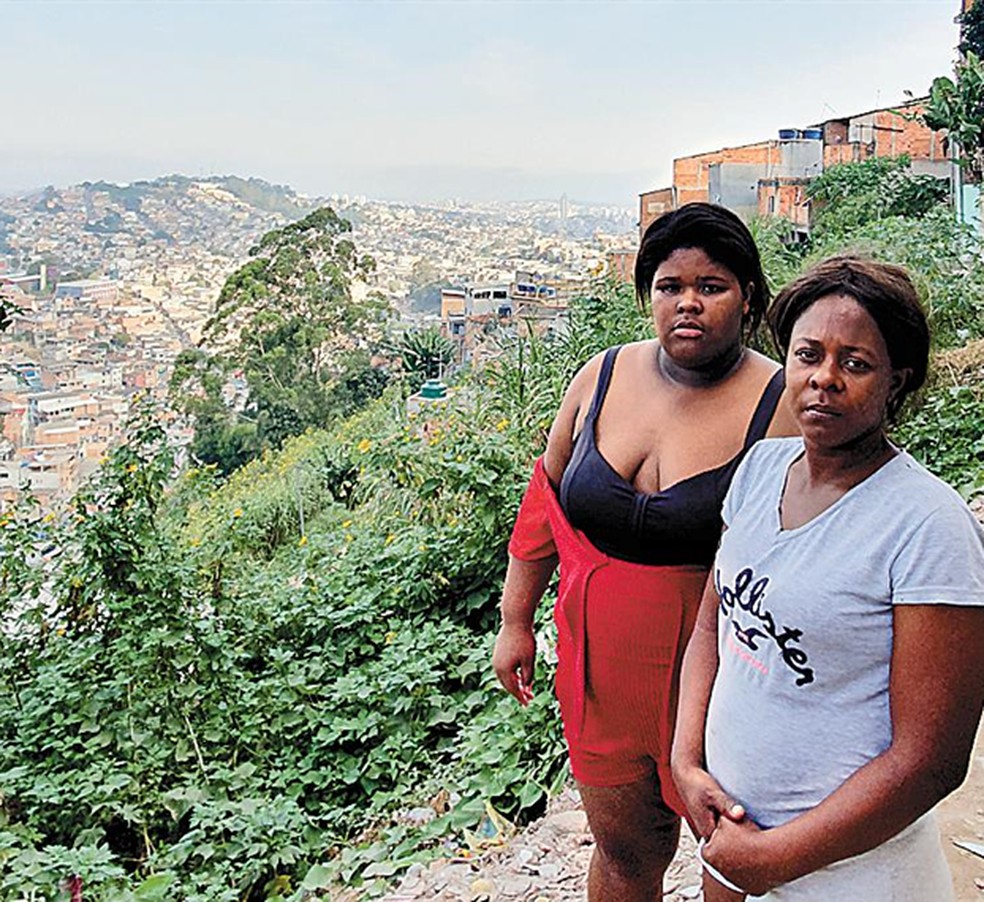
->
<box><xmin>2</xmin><ymin>0</ymin><xmax>962</xmax><ymax>205</ymax></box>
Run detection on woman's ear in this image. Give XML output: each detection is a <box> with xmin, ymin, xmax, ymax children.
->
<box><xmin>742</xmin><ymin>283</ymin><xmax>754</xmax><ymax>317</ymax></box>
<box><xmin>889</xmin><ymin>367</ymin><xmax>912</xmax><ymax>405</ymax></box>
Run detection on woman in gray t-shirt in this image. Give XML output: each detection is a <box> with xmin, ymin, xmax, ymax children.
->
<box><xmin>672</xmin><ymin>256</ymin><xmax>984</xmax><ymax>901</ymax></box>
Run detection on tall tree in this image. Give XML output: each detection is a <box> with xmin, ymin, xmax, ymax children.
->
<box><xmin>960</xmin><ymin>0</ymin><xmax>984</xmax><ymax>59</ymax></box>
<box><xmin>175</xmin><ymin>208</ymin><xmax>392</xmax><ymax>467</ymax></box>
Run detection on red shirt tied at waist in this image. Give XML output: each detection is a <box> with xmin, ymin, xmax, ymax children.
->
<box><xmin>508</xmin><ymin>456</ymin><xmax>706</xmax><ymax>810</ymax></box>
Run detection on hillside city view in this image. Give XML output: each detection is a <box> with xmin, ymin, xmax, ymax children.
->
<box><xmin>0</xmin><ymin>177</ymin><xmax>635</xmax><ymax>509</ymax></box>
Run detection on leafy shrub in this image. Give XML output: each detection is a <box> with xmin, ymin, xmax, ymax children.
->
<box><xmin>895</xmin><ymin>381</ymin><xmax>984</xmax><ymax>496</ymax></box>
<box><xmin>0</xmin><ymin>278</ymin><xmax>642</xmax><ymax>900</ymax></box>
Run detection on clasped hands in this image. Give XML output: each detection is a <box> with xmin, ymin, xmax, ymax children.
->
<box><xmin>673</xmin><ymin>763</ymin><xmax>783</xmax><ymax>897</ymax></box>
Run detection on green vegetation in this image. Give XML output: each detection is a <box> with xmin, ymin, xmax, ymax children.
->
<box><xmin>215</xmin><ymin>177</ymin><xmax>315</xmax><ymax>217</ymax></box>
<box><xmin>916</xmin><ymin>6</ymin><xmax>984</xmax><ymax>184</ymax></box>
<box><xmin>407</xmin><ymin>259</ymin><xmax>452</xmax><ymax>313</ymax></box>
<box><xmin>172</xmin><ymin>208</ymin><xmax>392</xmax><ymax>471</ymax></box>
<box><xmin>4</xmin><ymin>145</ymin><xmax>984</xmax><ymax>900</ymax></box>
<box><xmin>390</xmin><ymin>327</ymin><xmax>455</xmax><ymax>389</ymax></box>
<box><xmin>919</xmin><ymin>52</ymin><xmax>984</xmax><ymax>183</ymax></box>
<box><xmin>81</xmin><ymin>176</ymin><xmax>311</xmax><ymax>219</ymax></box>
<box><xmin>0</xmin><ymin>284</ymin><xmax>647</xmax><ymax>901</ymax></box>
<box><xmin>806</xmin><ymin>155</ymin><xmax>949</xmax><ymax>240</ymax></box>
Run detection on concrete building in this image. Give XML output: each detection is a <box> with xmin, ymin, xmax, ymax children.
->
<box><xmin>54</xmin><ymin>278</ymin><xmax>120</xmax><ymax>304</ymax></box>
<box><xmin>639</xmin><ymin>99</ymin><xmax>948</xmax><ymax>239</ymax></box>
<box><xmin>30</xmin><ymin>390</ymin><xmax>100</xmax><ymax>424</ymax></box>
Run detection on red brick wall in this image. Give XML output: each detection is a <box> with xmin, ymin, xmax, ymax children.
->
<box><xmin>673</xmin><ymin>142</ymin><xmax>775</xmax><ymax>208</ymax></box>
<box><xmin>821</xmin><ymin>104</ymin><xmax>944</xmax><ymax>168</ymax></box>
<box><xmin>757</xmin><ymin>181</ymin><xmax>810</xmax><ymax>227</ymax></box>
<box><xmin>639</xmin><ymin>187</ymin><xmax>674</xmax><ymax>236</ymax></box>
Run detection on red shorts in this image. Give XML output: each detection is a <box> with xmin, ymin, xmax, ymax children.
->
<box><xmin>556</xmin><ymin>560</ymin><xmax>705</xmax><ymax>811</ymax></box>
<box><xmin>509</xmin><ymin>459</ymin><xmax>706</xmax><ymax>815</ymax></box>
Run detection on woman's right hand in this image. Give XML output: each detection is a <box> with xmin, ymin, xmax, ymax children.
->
<box><xmin>492</xmin><ymin>623</ymin><xmax>536</xmax><ymax>706</ymax></box>
<box><xmin>672</xmin><ymin>761</ymin><xmax>745</xmax><ymax>840</ymax></box>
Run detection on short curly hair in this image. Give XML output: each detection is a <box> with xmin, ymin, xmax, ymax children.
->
<box><xmin>634</xmin><ymin>202</ymin><xmax>769</xmax><ymax>338</ymax></box>
<box><xmin>769</xmin><ymin>255</ymin><xmax>929</xmax><ymax>420</ymax></box>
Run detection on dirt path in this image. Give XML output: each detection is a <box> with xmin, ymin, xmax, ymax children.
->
<box><xmin>383</xmin><ymin>787</ymin><xmax>703</xmax><ymax>901</ymax></box>
<box><xmin>937</xmin><ymin>720</ymin><xmax>984</xmax><ymax>898</ymax></box>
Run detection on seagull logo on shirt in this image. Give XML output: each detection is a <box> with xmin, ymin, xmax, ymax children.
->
<box><xmin>732</xmin><ymin>621</ymin><xmax>766</xmax><ymax>650</ymax></box>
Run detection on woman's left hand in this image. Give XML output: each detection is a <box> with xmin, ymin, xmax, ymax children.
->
<box><xmin>703</xmin><ymin>817</ymin><xmax>783</xmax><ymax>897</ymax></box>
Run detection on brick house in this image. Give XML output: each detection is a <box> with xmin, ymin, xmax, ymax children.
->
<box><xmin>639</xmin><ymin>99</ymin><xmax>948</xmax><ymax>240</ymax></box>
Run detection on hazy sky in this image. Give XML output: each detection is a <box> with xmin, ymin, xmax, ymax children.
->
<box><xmin>1</xmin><ymin>0</ymin><xmax>962</xmax><ymax>206</ymax></box>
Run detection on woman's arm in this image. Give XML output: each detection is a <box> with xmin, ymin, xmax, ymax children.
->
<box><xmin>703</xmin><ymin>602</ymin><xmax>984</xmax><ymax>895</ymax></box>
<box><xmin>492</xmin><ymin>352</ymin><xmax>605</xmax><ymax>705</ymax></box>
<box><xmin>671</xmin><ymin>573</ymin><xmax>746</xmax><ymax>839</ymax></box>
<box><xmin>493</xmin><ymin>554</ymin><xmax>558</xmax><ymax>705</ymax></box>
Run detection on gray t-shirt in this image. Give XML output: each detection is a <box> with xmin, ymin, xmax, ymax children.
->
<box><xmin>706</xmin><ymin>437</ymin><xmax>984</xmax><ymax>830</ymax></box>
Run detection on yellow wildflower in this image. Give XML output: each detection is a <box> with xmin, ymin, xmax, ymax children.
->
<box><xmin>345</xmin><ymin>533</ymin><xmax>354</xmax><ymax>543</ymax></box>
<box><xmin>495</xmin><ymin>418</ymin><xmax>509</xmax><ymax>432</ymax></box>
<box><xmin>357</xmin><ymin>439</ymin><xmax>372</xmax><ymax>454</ymax></box>
<box><xmin>385</xmin><ymin>631</ymin><xmax>397</xmax><ymax>644</ymax></box>
<box><xmin>385</xmin><ymin>534</ymin><xmax>396</xmax><ymax>545</ymax></box>
<box><xmin>298</xmin><ymin>535</ymin><xmax>308</xmax><ymax>547</ymax></box>
<box><xmin>126</xmin><ymin>463</ymin><xmax>138</xmax><ymax>474</ymax></box>
<box><xmin>233</xmin><ymin>508</ymin><xmax>243</xmax><ymax>518</ymax></box>
<box><xmin>342</xmin><ymin>519</ymin><xmax>353</xmax><ymax>528</ymax></box>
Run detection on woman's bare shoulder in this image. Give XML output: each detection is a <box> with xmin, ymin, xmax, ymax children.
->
<box><xmin>744</xmin><ymin>350</ymin><xmax>799</xmax><ymax>437</ymax></box>
<box><xmin>745</xmin><ymin>348</ymin><xmax>782</xmax><ymax>376</ymax></box>
<box><xmin>543</xmin><ymin>350</ymin><xmax>604</xmax><ymax>482</ymax></box>
<box><xmin>544</xmin><ymin>344</ymin><xmax>641</xmax><ymax>482</ymax></box>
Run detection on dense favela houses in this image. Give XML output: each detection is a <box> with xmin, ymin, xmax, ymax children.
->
<box><xmin>0</xmin><ymin>181</ymin><xmax>636</xmax><ymax>509</ymax></box>
<box><xmin>0</xmin><ymin>270</ymin><xmax>180</xmax><ymax>511</ymax></box>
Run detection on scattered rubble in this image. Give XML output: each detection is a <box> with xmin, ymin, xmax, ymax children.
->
<box><xmin>381</xmin><ymin>788</ymin><xmax>704</xmax><ymax>901</ymax></box>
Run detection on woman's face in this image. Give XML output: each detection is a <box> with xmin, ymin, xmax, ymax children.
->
<box><xmin>785</xmin><ymin>293</ymin><xmax>909</xmax><ymax>449</ymax></box>
<box><xmin>651</xmin><ymin>246</ymin><xmax>749</xmax><ymax>370</ymax></box>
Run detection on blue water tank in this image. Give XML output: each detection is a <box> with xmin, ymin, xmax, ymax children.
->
<box><xmin>803</xmin><ymin>128</ymin><xmax>823</xmax><ymax>140</ymax></box>
<box><xmin>778</xmin><ymin>128</ymin><xmax>799</xmax><ymax>140</ymax></box>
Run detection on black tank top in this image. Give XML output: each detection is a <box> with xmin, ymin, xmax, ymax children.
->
<box><xmin>559</xmin><ymin>346</ymin><xmax>784</xmax><ymax>566</ymax></box>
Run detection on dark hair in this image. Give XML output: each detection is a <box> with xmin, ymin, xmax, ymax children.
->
<box><xmin>769</xmin><ymin>255</ymin><xmax>929</xmax><ymax>420</ymax></box>
<box><xmin>634</xmin><ymin>202</ymin><xmax>769</xmax><ymax>337</ymax></box>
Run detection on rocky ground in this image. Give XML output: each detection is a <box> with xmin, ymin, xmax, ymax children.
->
<box><xmin>377</xmin><ymin>767</ymin><xmax>984</xmax><ymax>901</ymax></box>
<box><xmin>381</xmin><ymin>787</ymin><xmax>702</xmax><ymax>901</ymax></box>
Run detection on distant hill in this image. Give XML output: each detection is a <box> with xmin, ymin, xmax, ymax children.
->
<box><xmin>0</xmin><ymin>175</ymin><xmax>319</xmax><ymax>271</ymax></box>
<box><xmin>79</xmin><ymin>174</ymin><xmax>316</xmax><ymax>218</ymax></box>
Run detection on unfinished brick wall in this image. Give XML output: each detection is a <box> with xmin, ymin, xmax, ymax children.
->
<box><xmin>820</xmin><ymin>103</ymin><xmax>945</xmax><ymax>168</ymax></box>
<box><xmin>757</xmin><ymin>179</ymin><xmax>811</xmax><ymax>227</ymax></box>
<box><xmin>673</xmin><ymin>142</ymin><xmax>775</xmax><ymax>207</ymax></box>
<box><xmin>638</xmin><ymin>187</ymin><xmax>674</xmax><ymax>236</ymax></box>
